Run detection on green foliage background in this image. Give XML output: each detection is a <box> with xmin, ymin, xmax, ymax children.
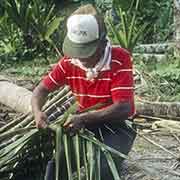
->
<box><xmin>0</xmin><ymin>0</ymin><xmax>173</xmax><ymax>61</ymax></box>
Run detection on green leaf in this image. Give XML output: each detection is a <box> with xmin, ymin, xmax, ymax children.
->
<box><xmin>63</xmin><ymin>134</ymin><xmax>73</xmax><ymax>180</ymax></box>
<box><xmin>44</xmin><ymin>4</ymin><xmax>55</xmax><ymax>26</ymax></box>
<box><xmin>45</xmin><ymin>17</ymin><xmax>63</xmax><ymax>40</ymax></box>
<box><xmin>0</xmin><ymin>129</ymin><xmax>37</xmax><ymax>169</ymax></box>
<box><xmin>82</xmin><ymin>139</ymin><xmax>89</xmax><ymax>180</ymax></box>
<box><xmin>94</xmin><ymin>147</ymin><xmax>101</xmax><ymax>180</ymax></box>
<box><xmin>119</xmin><ymin>9</ymin><xmax>128</xmax><ymax>47</ymax></box>
<box><xmin>80</xmin><ymin>130</ymin><xmax>129</xmax><ymax>160</ymax></box>
<box><xmin>74</xmin><ymin>135</ymin><xmax>81</xmax><ymax>180</ymax></box>
<box><xmin>86</xmin><ymin>141</ymin><xmax>95</xmax><ymax>180</ymax></box>
<box><xmin>107</xmin><ymin>0</ymin><xmax>147</xmax><ymax>52</ymax></box>
<box><xmin>130</xmin><ymin>24</ymin><xmax>147</xmax><ymax>51</ymax></box>
<box><xmin>55</xmin><ymin>126</ymin><xmax>63</xmax><ymax>180</ymax></box>
<box><xmin>104</xmin><ymin>151</ymin><xmax>121</xmax><ymax>180</ymax></box>
<box><xmin>0</xmin><ymin>129</ymin><xmax>37</xmax><ymax>159</ymax></box>
<box><xmin>107</xmin><ymin>19</ymin><xmax>126</xmax><ymax>47</ymax></box>
<box><xmin>6</xmin><ymin>0</ymin><xmax>21</xmax><ymax>28</ymax></box>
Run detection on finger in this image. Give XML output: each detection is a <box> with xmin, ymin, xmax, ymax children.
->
<box><xmin>64</xmin><ymin>124</ymin><xmax>77</xmax><ymax>136</ymax></box>
<box><xmin>37</xmin><ymin>120</ymin><xmax>47</xmax><ymax>129</ymax></box>
<box><xmin>63</xmin><ymin>120</ymin><xmax>73</xmax><ymax>127</ymax></box>
<box><xmin>68</xmin><ymin>123</ymin><xmax>73</xmax><ymax>128</ymax></box>
<box><xmin>69</xmin><ymin>127</ymin><xmax>79</xmax><ymax>136</ymax></box>
<box><xmin>42</xmin><ymin>122</ymin><xmax>48</xmax><ymax>129</ymax></box>
<box><xmin>64</xmin><ymin>126</ymin><xmax>76</xmax><ymax>137</ymax></box>
<box><xmin>36</xmin><ymin>120</ymin><xmax>41</xmax><ymax>129</ymax></box>
<box><xmin>64</xmin><ymin>123</ymin><xmax>73</xmax><ymax>132</ymax></box>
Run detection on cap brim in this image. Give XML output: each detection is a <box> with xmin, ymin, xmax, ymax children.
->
<box><xmin>63</xmin><ymin>36</ymin><xmax>99</xmax><ymax>58</ymax></box>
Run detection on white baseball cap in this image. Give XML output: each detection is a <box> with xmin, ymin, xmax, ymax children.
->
<box><xmin>67</xmin><ymin>14</ymin><xmax>99</xmax><ymax>44</ymax></box>
<box><xmin>63</xmin><ymin>5</ymin><xmax>106</xmax><ymax>58</ymax></box>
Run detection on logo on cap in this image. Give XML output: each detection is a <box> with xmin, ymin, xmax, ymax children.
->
<box><xmin>72</xmin><ymin>29</ymin><xmax>88</xmax><ymax>37</ymax></box>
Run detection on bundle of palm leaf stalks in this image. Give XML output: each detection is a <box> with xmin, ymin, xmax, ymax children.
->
<box><xmin>0</xmin><ymin>86</ymin><xmax>139</xmax><ymax>180</ymax></box>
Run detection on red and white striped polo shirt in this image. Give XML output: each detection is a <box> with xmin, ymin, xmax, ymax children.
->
<box><xmin>42</xmin><ymin>47</ymin><xmax>135</xmax><ymax>116</ymax></box>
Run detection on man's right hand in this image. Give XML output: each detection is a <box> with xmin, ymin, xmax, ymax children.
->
<box><xmin>35</xmin><ymin>111</ymin><xmax>48</xmax><ymax>129</ymax></box>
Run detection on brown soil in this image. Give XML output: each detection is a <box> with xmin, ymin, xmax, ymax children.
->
<box><xmin>120</xmin><ymin>131</ymin><xmax>180</xmax><ymax>180</ymax></box>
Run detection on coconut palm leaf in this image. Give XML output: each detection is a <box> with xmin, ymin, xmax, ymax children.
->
<box><xmin>82</xmin><ymin>139</ymin><xmax>89</xmax><ymax>180</ymax></box>
<box><xmin>107</xmin><ymin>0</ymin><xmax>148</xmax><ymax>52</ymax></box>
<box><xmin>87</xmin><ymin>141</ymin><xmax>95</xmax><ymax>180</ymax></box>
<box><xmin>104</xmin><ymin>151</ymin><xmax>121</xmax><ymax>180</ymax></box>
<box><xmin>55</xmin><ymin>126</ymin><xmax>63</xmax><ymax>180</ymax></box>
<box><xmin>0</xmin><ymin>91</ymin><xmax>132</xmax><ymax>180</ymax></box>
<box><xmin>107</xmin><ymin>19</ymin><xmax>127</xmax><ymax>48</ymax></box>
<box><xmin>0</xmin><ymin>129</ymin><xmax>37</xmax><ymax>169</ymax></box>
<box><xmin>94</xmin><ymin>147</ymin><xmax>101</xmax><ymax>180</ymax></box>
<box><xmin>73</xmin><ymin>135</ymin><xmax>81</xmax><ymax>180</ymax></box>
<box><xmin>63</xmin><ymin>134</ymin><xmax>73</xmax><ymax>180</ymax></box>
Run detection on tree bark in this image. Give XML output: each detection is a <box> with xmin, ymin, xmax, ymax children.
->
<box><xmin>0</xmin><ymin>77</ymin><xmax>32</xmax><ymax>114</ymax></box>
<box><xmin>136</xmin><ymin>100</ymin><xmax>180</xmax><ymax>120</ymax></box>
<box><xmin>133</xmin><ymin>43</ymin><xmax>174</xmax><ymax>54</ymax></box>
<box><xmin>133</xmin><ymin>53</ymin><xmax>167</xmax><ymax>62</ymax></box>
<box><xmin>174</xmin><ymin>0</ymin><xmax>180</xmax><ymax>56</ymax></box>
<box><xmin>152</xmin><ymin>120</ymin><xmax>180</xmax><ymax>132</ymax></box>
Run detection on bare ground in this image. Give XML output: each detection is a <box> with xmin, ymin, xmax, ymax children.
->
<box><xmin>121</xmin><ymin>131</ymin><xmax>180</xmax><ymax>180</ymax></box>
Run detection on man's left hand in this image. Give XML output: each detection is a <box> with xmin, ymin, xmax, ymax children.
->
<box><xmin>63</xmin><ymin>114</ymin><xmax>85</xmax><ymax>135</ymax></box>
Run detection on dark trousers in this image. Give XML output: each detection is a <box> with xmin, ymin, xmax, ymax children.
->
<box><xmin>44</xmin><ymin>121</ymin><xmax>136</xmax><ymax>180</ymax></box>
<box><xmin>91</xmin><ymin>122</ymin><xmax>136</xmax><ymax>180</ymax></box>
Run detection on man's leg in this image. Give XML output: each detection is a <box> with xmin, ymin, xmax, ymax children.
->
<box><xmin>44</xmin><ymin>149</ymin><xmax>68</xmax><ymax>180</ymax></box>
<box><xmin>44</xmin><ymin>159</ymin><xmax>55</xmax><ymax>180</ymax></box>
<box><xmin>93</xmin><ymin>122</ymin><xmax>136</xmax><ymax>180</ymax></box>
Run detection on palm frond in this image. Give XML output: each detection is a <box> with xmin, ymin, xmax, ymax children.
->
<box><xmin>107</xmin><ymin>0</ymin><xmax>148</xmax><ymax>52</ymax></box>
<box><xmin>0</xmin><ymin>87</ymin><xmax>144</xmax><ymax>180</ymax></box>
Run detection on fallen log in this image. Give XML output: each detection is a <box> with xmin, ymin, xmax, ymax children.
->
<box><xmin>1</xmin><ymin>76</ymin><xmax>180</xmax><ymax>120</ymax></box>
<box><xmin>136</xmin><ymin>100</ymin><xmax>180</xmax><ymax>120</ymax></box>
<box><xmin>133</xmin><ymin>43</ymin><xmax>174</xmax><ymax>54</ymax></box>
<box><xmin>133</xmin><ymin>53</ymin><xmax>167</xmax><ymax>62</ymax></box>
<box><xmin>0</xmin><ymin>76</ymin><xmax>32</xmax><ymax>114</ymax></box>
<box><xmin>152</xmin><ymin>120</ymin><xmax>180</xmax><ymax>132</ymax></box>
<box><xmin>174</xmin><ymin>0</ymin><xmax>180</xmax><ymax>57</ymax></box>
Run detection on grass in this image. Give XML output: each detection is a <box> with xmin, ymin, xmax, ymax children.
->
<box><xmin>0</xmin><ymin>57</ymin><xmax>58</xmax><ymax>83</ymax></box>
<box><xmin>134</xmin><ymin>55</ymin><xmax>180</xmax><ymax>102</ymax></box>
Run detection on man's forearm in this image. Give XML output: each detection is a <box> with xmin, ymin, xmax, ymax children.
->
<box><xmin>31</xmin><ymin>83</ymin><xmax>49</xmax><ymax>114</ymax></box>
<box><xmin>31</xmin><ymin>95</ymin><xmax>47</xmax><ymax>114</ymax></box>
<box><xmin>80</xmin><ymin>102</ymin><xmax>131</xmax><ymax>126</ymax></box>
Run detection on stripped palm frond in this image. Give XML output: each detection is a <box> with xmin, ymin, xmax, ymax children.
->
<box><xmin>0</xmin><ymin>87</ymin><xmax>150</xmax><ymax>180</ymax></box>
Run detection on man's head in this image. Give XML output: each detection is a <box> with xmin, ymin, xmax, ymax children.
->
<box><xmin>63</xmin><ymin>4</ymin><xmax>107</xmax><ymax>67</ymax></box>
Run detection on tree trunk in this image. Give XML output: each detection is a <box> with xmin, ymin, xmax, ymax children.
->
<box><xmin>133</xmin><ymin>53</ymin><xmax>167</xmax><ymax>62</ymax></box>
<box><xmin>174</xmin><ymin>0</ymin><xmax>180</xmax><ymax>56</ymax></box>
<box><xmin>136</xmin><ymin>100</ymin><xmax>180</xmax><ymax>120</ymax></box>
<box><xmin>0</xmin><ymin>76</ymin><xmax>32</xmax><ymax>114</ymax></box>
<box><xmin>133</xmin><ymin>43</ymin><xmax>174</xmax><ymax>54</ymax></box>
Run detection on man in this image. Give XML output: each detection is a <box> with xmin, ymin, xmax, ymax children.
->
<box><xmin>31</xmin><ymin>4</ymin><xmax>136</xmax><ymax>180</ymax></box>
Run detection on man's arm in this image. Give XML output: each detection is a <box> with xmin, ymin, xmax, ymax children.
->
<box><xmin>82</xmin><ymin>101</ymin><xmax>130</xmax><ymax>125</ymax></box>
<box><xmin>63</xmin><ymin>102</ymin><xmax>131</xmax><ymax>133</ymax></box>
<box><xmin>31</xmin><ymin>82</ymin><xmax>50</xmax><ymax>128</ymax></box>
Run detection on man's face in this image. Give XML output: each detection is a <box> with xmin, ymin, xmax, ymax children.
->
<box><xmin>78</xmin><ymin>53</ymin><xmax>100</xmax><ymax>68</ymax></box>
<box><xmin>78</xmin><ymin>43</ymin><xmax>105</xmax><ymax>68</ymax></box>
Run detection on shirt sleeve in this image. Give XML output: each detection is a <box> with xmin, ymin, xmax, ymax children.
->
<box><xmin>111</xmin><ymin>50</ymin><xmax>135</xmax><ymax>114</ymax></box>
<box><xmin>42</xmin><ymin>57</ymin><xmax>67</xmax><ymax>91</ymax></box>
